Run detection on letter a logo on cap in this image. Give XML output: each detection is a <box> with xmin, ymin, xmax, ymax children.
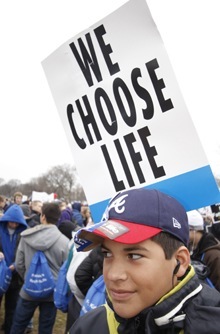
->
<box><xmin>108</xmin><ymin>194</ymin><xmax>128</xmax><ymax>214</ymax></box>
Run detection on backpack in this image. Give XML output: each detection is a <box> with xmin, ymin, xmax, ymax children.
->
<box><xmin>80</xmin><ymin>274</ymin><xmax>106</xmax><ymax>316</ymax></box>
<box><xmin>53</xmin><ymin>259</ymin><xmax>69</xmax><ymax>312</ymax></box>
<box><xmin>23</xmin><ymin>251</ymin><xmax>55</xmax><ymax>299</ymax></box>
<box><xmin>0</xmin><ymin>259</ymin><xmax>12</xmax><ymax>296</ymax></box>
<box><xmin>191</xmin><ymin>253</ymin><xmax>215</xmax><ymax>288</ymax></box>
<box><xmin>54</xmin><ymin>244</ymin><xmax>74</xmax><ymax>312</ymax></box>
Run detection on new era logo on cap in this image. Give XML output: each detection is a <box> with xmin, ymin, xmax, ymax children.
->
<box><xmin>172</xmin><ymin>218</ymin><xmax>181</xmax><ymax>229</ymax></box>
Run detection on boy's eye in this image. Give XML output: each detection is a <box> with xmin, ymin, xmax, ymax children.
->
<box><xmin>128</xmin><ymin>253</ymin><xmax>142</xmax><ymax>260</ymax></box>
<box><xmin>101</xmin><ymin>250</ymin><xmax>112</xmax><ymax>258</ymax></box>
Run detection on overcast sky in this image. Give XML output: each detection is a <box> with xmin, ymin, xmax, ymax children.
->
<box><xmin>1</xmin><ymin>0</ymin><xmax>219</xmax><ymax>184</ymax></box>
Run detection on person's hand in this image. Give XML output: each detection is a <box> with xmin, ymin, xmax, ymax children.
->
<box><xmin>9</xmin><ymin>264</ymin><xmax>15</xmax><ymax>271</ymax></box>
<box><xmin>0</xmin><ymin>252</ymin><xmax>4</xmax><ymax>261</ymax></box>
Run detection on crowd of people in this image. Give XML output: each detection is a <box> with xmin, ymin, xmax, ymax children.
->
<box><xmin>0</xmin><ymin>189</ymin><xmax>220</xmax><ymax>333</ymax></box>
<box><xmin>0</xmin><ymin>191</ymin><xmax>94</xmax><ymax>334</ymax></box>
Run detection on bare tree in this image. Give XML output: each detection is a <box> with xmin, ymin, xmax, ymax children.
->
<box><xmin>73</xmin><ymin>183</ymin><xmax>87</xmax><ymax>202</ymax></box>
<box><xmin>0</xmin><ymin>164</ymin><xmax>86</xmax><ymax>202</ymax></box>
<box><xmin>0</xmin><ymin>179</ymin><xmax>22</xmax><ymax>198</ymax></box>
<box><xmin>41</xmin><ymin>164</ymin><xmax>79</xmax><ymax>202</ymax></box>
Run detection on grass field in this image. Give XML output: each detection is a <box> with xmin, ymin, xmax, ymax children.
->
<box><xmin>0</xmin><ymin>296</ymin><xmax>67</xmax><ymax>334</ymax></box>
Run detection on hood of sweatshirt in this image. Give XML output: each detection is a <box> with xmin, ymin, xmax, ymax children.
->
<box><xmin>194</xmin><ymin>232</ymin><xmax>220</xmax><ymax>256</ymax></box>
<box><xmin>0</xmin><ymin>204</ymin><xmax>28</xmax><ymax>230</ymax></box>
<box><xmin>20</xmin><ymin>224</ymin><xmax>63</xmax><ymax>251</ymax></box>
<box><xmin>0</xmin><ymin>204</ymin><xmax>27</xmax><ymax>265</ymax></box>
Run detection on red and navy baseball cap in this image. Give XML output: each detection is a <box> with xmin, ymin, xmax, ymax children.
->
<box><xmin>74</xmin><ymin>188</ymin><xmax>189</xmax><ymax>251</ymax></box>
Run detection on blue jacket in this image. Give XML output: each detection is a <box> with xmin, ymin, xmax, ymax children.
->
<box><xmin>0</xmin><ymin>204</ymin><xmax>27</xmax><ymax>266</ymax></box>
<box><xmin>2</xmin><ymin>202</ymin><xmax>13</xmax><ymax>213</ymax></box>
<box><xmin>72</xmin><ymin>202</ymin><xmax>84</xmax><ymax>227</ymax></box>
<box><xmin>57</xmin><ymin>206</ymin><xmax>73</xmax><ymax>226</ymax></box>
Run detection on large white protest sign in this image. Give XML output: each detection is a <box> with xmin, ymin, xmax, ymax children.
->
<box><xmin>42</xmin><ymin>0</ymin><xmax>220</xmax><ymax>222</ymax></box>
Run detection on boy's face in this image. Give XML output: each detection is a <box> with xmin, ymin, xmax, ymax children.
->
<box><xmin>102</xmin><ymin>238</ymin><xmax>175</xmax><ymax>318</ymax></box>
<box><xmin>7</xmin><ymin>222</ymin><xmax>19</xmax><ymax>229</ymax></box>
<box><xmin>32</xmin><ymin>201</ymin><xmax>43</xmax><ymax>214</ymax></box>
<box><xmin>14</xmin><ymin>196</ymin><xmax>22</xmax><ymax>205</ymax></box>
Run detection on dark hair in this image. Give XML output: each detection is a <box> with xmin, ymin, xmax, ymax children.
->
<box><xmin>151</xmin><ymin>232</ymin><xmax>184</xmax><ymax>259</ymax></box>
<box><xmin>42</xmin><ymin>203</ymin><xmax>61</xmax><ymax>225</ymax></box>
<box><xmin>0</xmin><ymin>195</ymin><xmax>6</xmax><ymax>202</ymax></box>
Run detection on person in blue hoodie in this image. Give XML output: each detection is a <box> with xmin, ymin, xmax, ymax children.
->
<box><xmin>72</xmin><ymin>201</ymin><xmax>84</xmax><ymax>227</ymax></box>
<box><xmin>0</xmin><ymin>204</ymin><xmax>27</xmax><ymax>334</ymax></box>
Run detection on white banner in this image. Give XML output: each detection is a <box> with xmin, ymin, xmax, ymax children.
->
<box><xmin>31</xmin><ymin>191</ymin><xmax>55</xmax><ymax>203</ymax></box>
<box><xmin>42</xmin><ymin>0</ymin><xmax>220</xmax><ymax>221</ymax></box>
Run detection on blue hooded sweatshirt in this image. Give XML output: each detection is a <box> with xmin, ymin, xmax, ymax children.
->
<box><xmin>72</xmin><ymin>202</ymin><xmax>84</xmax><ymax>227</ymax></box>
<box><xmin>0</xmin><ymin>204</ymin><xmax>28</xmax><ymax>266</ymax></box>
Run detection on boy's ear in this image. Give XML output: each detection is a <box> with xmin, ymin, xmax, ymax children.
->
<box><xmin>174</xmin><ymin>246</ymin><xmax>190</xmax><ymax>277</ymax></box>
<box><xmin>40</xmin><ymin>214</ymin><xmax>45</xmax><ymax>223</ymax></box>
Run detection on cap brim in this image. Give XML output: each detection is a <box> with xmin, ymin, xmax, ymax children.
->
<box><xmin>77</xmin><ymin>220</ymin><xmax>162</xmax><ymax>250</ymax></box>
